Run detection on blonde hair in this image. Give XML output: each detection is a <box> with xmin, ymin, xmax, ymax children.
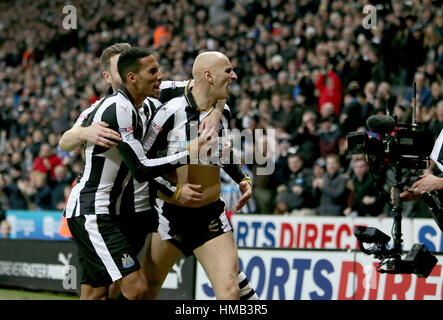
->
<box><xmin>100</xmin><ymin>43</ymin><xmax>131</xmax><ymax>71</ymax></box>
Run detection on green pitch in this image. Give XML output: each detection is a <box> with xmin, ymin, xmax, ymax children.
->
<box><xmin>0</xmin><ymin>288</ymin><xmax>78</xmax><ymax>300</ymax></box>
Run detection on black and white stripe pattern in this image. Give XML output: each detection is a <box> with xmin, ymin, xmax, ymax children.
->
<box><xmin>144</xmin><ymin>85</ymin><xmax>228</xmax><ymax>164</ymax></box>
<box><xmin>64</xmin><ymin>87</ymin><xmax>189</xmax><ymax>218</ymax></box>
<box><xmin>431</xmin><ymin>128</ymin><xmax>443</xmax><ymax>173</ymax></box>
<box><xmin>84</xmin><ymin>215</ymin><xmax>123</xmax><ymax>281</ymax></box>
<box><xmin>238</xmin><ymin>271</ymin><xmax>259</xmax><ymax>300</ymax></box>
<box><xmin>144</xmin><ymin>84</ymin><xmax>248</xmax><ymax>185</ymax></box>
<box><xmin>67</xmin><ymin>82</ymin><xmax>188</xmax><ymax>216</ymax></box>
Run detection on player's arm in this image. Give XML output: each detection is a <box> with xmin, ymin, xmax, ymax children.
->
<box><xmin>59</xmin><ymin>105</ymin><xmax>121</xmax><ymax>152</ymax></box>
<box><xmin>199</xmin><ymin>99</ymin><xmax>225</xmax><ymax>135</ymax></box>
<box><xmin>59</xmin><ymin>123</ymin><xmax>121</xmax><ymax>151</ymax></box>
<box><xmin>218</xmin><ymin>104</ymin><xmax>252</xmax><ymax>210</ymax></box>
<box><xmin>103</xmin><ymin>103</ymin><xmax>211</xmax><ymax>182</ymax></box>
<box><xmin>150</xmin><ymin>176</ymin><xmax>204</xmax><ymax>205</ymax></box>
<box><xmin>158</xmin><ymin>80</ymin><xmax>193</xmax><ymax>103</ymax></box>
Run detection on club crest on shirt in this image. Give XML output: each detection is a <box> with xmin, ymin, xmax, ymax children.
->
<box><xmin>122</xmin><ymin>253</ymin><xmax>135</xmax><ymax>268</ymax></box>
<box><xmin>119</xmin><ymin>105</ymin><xmax>128</xmax><ymax>112</ymax></box>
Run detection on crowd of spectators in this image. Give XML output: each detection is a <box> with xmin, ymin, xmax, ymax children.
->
<box><xmin>0</xmin><ymin>0</ymin><xmax>443</xmax><ymax>219</ymax></box>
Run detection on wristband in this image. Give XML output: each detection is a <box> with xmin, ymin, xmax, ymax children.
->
<box><xmin>240</xmin><ymin>177</ymin><xmax>253</xmax><ymax>188</ymax></box>
<box><xmin>171</xmin><ymin>183</ymin><xmax>183</xmax><ymax>201</ymax></box>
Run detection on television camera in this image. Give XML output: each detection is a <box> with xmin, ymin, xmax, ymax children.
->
<box><xmin>346</xmin><ymin>84</ymin><xmax>438</xmax><ymax>278</ymax></box>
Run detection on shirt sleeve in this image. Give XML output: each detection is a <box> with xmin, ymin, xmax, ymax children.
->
<box><xmin>101</xmin><ymin>103</ymin><xmax>189</xmax><ymax>182</ymax></box>
<box><xmin>150</xmin><ymin>176</ymin><xmax>176</xmax><ymax>198</ymax></box>
<box><xmin>77</xmin><ymin>100</ymin><xmax>103</xmax><ymax>127</ymax></box>
<box><xmin>158</xmin><ymin>80</ymin><xmax>188</xmax><ymax>104</ymax></box>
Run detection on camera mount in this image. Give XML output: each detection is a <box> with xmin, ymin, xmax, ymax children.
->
<box><xmin>349</xmin><ymin>83</ymin><xmax>438</xmax><ymax>278</ymax></box>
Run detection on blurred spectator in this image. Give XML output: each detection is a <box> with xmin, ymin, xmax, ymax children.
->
<box><xmin>313</xmin><ymin>153</ymin><xmax>348</xmax><ymax>216</ymax></box>
<box><xmin>281</xmin><ymin>94</ymin><xmax>303</xmax><ymax>134</ymax></box>
<box><xmin>344</xmin><ymin>158</ymin><xmax>385</xmax><ymax>217</ymax></box>
<box><xmin>315</xmin><ymin>64</ymin><xmax>344</xmax><ymax>116</ymax></box>
<box><xmin>284</xmin><ymin>153</ymin><xmax>315</xmax><ymax>216</ymax></box>
<box><xmin>374</xmin><ymin>81</ymin><xmax>397</xmax><ymax>114</ymax></box>
<box><xmin>234</xmin><ymin>95</ymin><xmax>259</xmax><ymax>131</ymax></box>
<box><xmin>403</xmin><ymin>72</ymin><xmax>432</xmax><ymax>107</ymax></box>
<box><xmin>402</xmin><ymin>23</ymin><xmax>427</xmax><ymax>85</ymax></box>
<box><xmin>32</xmin><ymin>143</ymin><xmax>63</xmax><ymax>179</ymax></box>
<box><xmin>318</xmin><ymin>111</ymin><xmax>342</xmax><ymax>159</ymax></box>
<box><xmin>339</xmin><ymin>81</ymin><xmax>365</xmax><ymax>135</ymax></box>
<box><xmin>425</xmin><ymin>81</ymin><xmax>442</xmax><ymax>110</ymax></box>
<box><xmin>311</xmin><ymin>157</ymin><xmax>326</xmax><ymax>209</ymax></box>
<box><xmin>23</xmin><ymin>171</ymin><xmax>53</xmax><ymax>210</ymax></box>
<box><xmin>291</xmin><ymin>109</ymin><xmax>320</xmax><ymax>167</ymax></box>
<box><xmin>0</xmin><ymin>219</ymin><xmax>11</xmax><ymax>239</ymax></box>
<box><xmin>47</xmin><ymin>165</ymin><xmax>73</xmax><ymax>210</ymax></box>
<box><xmin>0</xmin><ymin>183</ymin><xmax>7</xmax><ymax>219</ymax></box>
<box><xmin>0</xmin><ymin>164</ymin><xmax>28</xmax><ymax>210</ymax></box>
<box><xmin>273</xmin><ymin>186</ymin><xmax>290</xmax><ymax>215</ymax></box>
<box><xmin>428</xmin><ymin>100</ymin><xmax>443</xmax><ymax>138</ymax></box>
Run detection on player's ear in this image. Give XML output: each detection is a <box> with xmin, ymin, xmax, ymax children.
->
<box><xmin>205</xmin><ymin>70</ymin><xmax>213</xmax><ymax>84</ymax></box>
<box><xmin>127</xmin><ymin>72</ymin><xmax>137</xmax><ymax>84</ymax></box>
<box><xmin>103</xmin><ymin>71</ymin><xmax>111</xmax><ymax>84</ymax></box>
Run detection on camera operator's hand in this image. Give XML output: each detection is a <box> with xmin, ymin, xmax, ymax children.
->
<box><xmin>412</xmin><ymin>173</ymin><xmax>443</xmax><ymax>193</ymax></box>
<box><xmin>391</xmin><ymin>186</ymin><xmax>421</xmax><ymax>203</ymax></box>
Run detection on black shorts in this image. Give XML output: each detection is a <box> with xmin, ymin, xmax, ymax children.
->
<box><xmin>114</xmin><ymin>209</ymin><xmax>159</xmax><ymax>255</ymax></box>
<box><xmin>67</xmin><ymin>214</ymin><xmax>140</xmax><ymax>287</ymax></box>
<box><xmin>157</xmin><ymin>199</ymin><xmax>232</xmax><ymax>257</ymax></box>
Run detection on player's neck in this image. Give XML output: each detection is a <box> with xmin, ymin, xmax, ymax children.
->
<box><xmin>125</xmin><ymin>86</ymin><xmax>144</xmax><ymax>108</ymax></box>
<box><xmin>192</xmin><ymin>84</ymin><xmax>216</xmax><ymax>112</ymax></box>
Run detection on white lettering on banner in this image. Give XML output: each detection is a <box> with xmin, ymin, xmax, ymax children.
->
<box><xmin>7</xmin><ymin>215</ymin><xmax>35</xmax><ymax>237</ymax></box>
<box><xmin>231</xmin><ymin>215</ymin><xmax>437</xmax><ymax>251</ymax></box>
<box><xmin>195</xmin><ymin>249</ymin><xmax>443</xmax><ymax>300</ymax></box>
<box><xmin>412</xmin><ymin>219</ymin><xmax>443</xmax><ymax>252</ymax></box>
<box><xmin>0</xmin><ymin>252</ymin><xmax>76</xmax><ymax>282</ymax></box>
<box><xmin>43</xmin><ymin>216</ymin><xmax>56</xmax><ymax>238</ymax></box>
<box><xmin>0</xmin><ymin>261</ymin><xmax>64</xmax><ymax>279</ymax></box>
<box><xmin>363</xmin><ymin>264</ymin><xmax>378</xmax><ymax>290</ymax></box>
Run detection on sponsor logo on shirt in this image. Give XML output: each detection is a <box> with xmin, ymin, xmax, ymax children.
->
<box><xmin>151</xmin><ymin>122</ymin><xmax>162</xmax><ymax>132</ymax></box>
<box><xmin>208</xmin><ymin>219</ymin><xmax>220</xmax><ymax>233</ymax></box>
<box><xmin>118</xmin><ymin>126</ymin><xmax>134</xmax><ymax>133</ymax></box>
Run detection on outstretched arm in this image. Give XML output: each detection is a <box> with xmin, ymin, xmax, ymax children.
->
<box><xmin>59</xmin><ymin>122</ymin><xmax>121</xmax><ymax>151</ymax></box>
<box><xmin>59</xmin><ymin>104</ymin><xmax>121</xmax><ymax>152</ymax></box>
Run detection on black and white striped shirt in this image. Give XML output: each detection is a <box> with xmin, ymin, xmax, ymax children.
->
<box><xmin>144</xmin><ymin>84</ymin><xmax>248</xmax><ymax>184</ymax></box>
<box><xmin>72</xmin><ymin>81</ymin><xmax>188</xmax><ymax>215</ymax></box>
<box><xmin>64</xmin><ymin>84</ymin><xmax>189</xmax><ymax>218</ymax></box>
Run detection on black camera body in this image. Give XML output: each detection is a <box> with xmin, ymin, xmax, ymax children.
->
<box><xmin>354</xmin><ymin>226</ymin><xmax>437</xmax><ymax>278</ymax></box>
<box><xmin>347</xmin><ymin>122</ymin><xmax>434</xmax><ymax>170</ymax></box>
<box><xmin>347</xmin><ymin>113</ymin><xmax>438</xmax><ymax>278</ymax></box>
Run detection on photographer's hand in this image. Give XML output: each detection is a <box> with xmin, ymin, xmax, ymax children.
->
<box><xmin>412</xmin><ymin>174</ymin><xmax>443</xmax><ymax>193</ymax></box>
<box><xmin>391</xmin><ymin>188</ymin><xmax>421</xmax><ymax>204</ymax></box>
<box><xmin>391</xmin><ymin>186</ymin><xmax>421</xmax><ymax>203</ymax></box>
